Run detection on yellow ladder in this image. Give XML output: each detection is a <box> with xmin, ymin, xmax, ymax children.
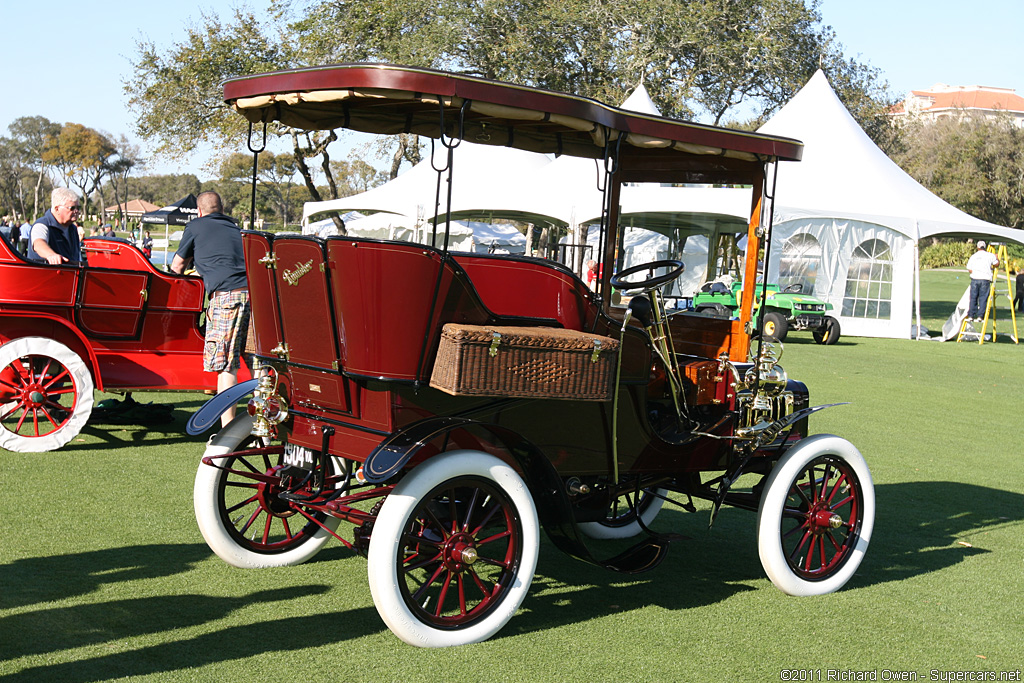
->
<box><xmin>977</xmin><ymin>244</ymin><xmax>1019</xmax><ymax>345</ymax></box>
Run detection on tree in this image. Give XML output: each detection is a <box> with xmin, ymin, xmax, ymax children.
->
<box><xmin>219</xmin><ymin>151</ymin><xmax>305</xmax><ymax>227</ymax></box>
<box><xmin>42</xmin><ymin>123</ymin><xmax>116</xmax><ymax>219</ymax></box>
<box><xmin>104</xmin><ymin>136</ymin><xmax>146</xmax><ymax>227</ymax></box>
<box><xmin>329</xmin><ymin>158</ymin><xmax>387</xmax><ymax>196</ymax></box>
<box><xmin>8</xmin><ymin>116</ymin><xmax>61</xmax><ymax>220</ymax></box>
<box><xmin>128</xmin><ymin>0</ymin><xmax>889</xmax><ymax>215</ymax></box>
<box><xmin>892</xmin><ymin>112</ymin><xmax>1024</xmax><ymax>230</ymax></box>
<box><xmin>0</xmin><ymin>137</ymin><xmax>27</xmax><ymax>219</ymax></box>
<box><xmin>128</xmin><ymin>9</ymin><xmax>343</xmax><ymax>227</ymax></box>
<box><xmin>139</xmin><ymin>175</ymin><xmax>203</xmax><ymax>205</ymax></box>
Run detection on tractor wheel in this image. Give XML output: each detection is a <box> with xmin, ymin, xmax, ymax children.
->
<box><xmin>761</xmin><ymin>312</ymin><xmax>789</xmax><ymax>341</ymax></box>
<box><xmin>812</xmin><ymin>316</ymin><xmax>841</xmax><ymax>345</ymax></box>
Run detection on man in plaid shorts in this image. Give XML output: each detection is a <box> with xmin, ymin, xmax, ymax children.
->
<box><xmin>171</xmin><ymin>191</ymin><xmax>250</xmax><ymax>428</ymax></box>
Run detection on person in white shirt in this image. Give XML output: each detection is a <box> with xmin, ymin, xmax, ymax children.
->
<box><xmin>965</xmin><ymin>240</ymin><xmax>1000</xmax><ymax>321</ymax></box>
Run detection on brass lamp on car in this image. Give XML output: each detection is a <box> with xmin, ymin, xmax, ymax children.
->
<box><xmin>246</xmin><ymin>365</ymin><xmax>289</xmax><ymax>438</ymax></box>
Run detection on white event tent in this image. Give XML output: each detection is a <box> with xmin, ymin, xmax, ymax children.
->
<box><xmin>301</xmin><ymin>141</ymin><xmax>552</xmax><ymax>246</ymax></box>
<box><xmin>758</xmin><ymin>70</ymin><xmax>1024</xmax><ymax>339</ymax></box>
<box><xmin>302</xmin><ymin>72</ymin><xmax>1021</xmax><ymax>339</ymax></box>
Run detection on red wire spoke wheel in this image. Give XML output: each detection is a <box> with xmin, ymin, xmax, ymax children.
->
<box><xmin>757</xmin><ymin>434</ymin><xmax>875</xmax><ymax>596</ymax></box>
<box><xmin>368</xmin><ymin>451</ymin><xmax>539</xmax><ymax>647</ymax></box>
<box><xmin>193</xmin><ymin>415</ymin><xmax>341</xmax><ymax>567</ymax></box>
<box><xmin>0</xmin><ymin>337</ymin><xmax>93</xmax><ymax>452</ymax></box>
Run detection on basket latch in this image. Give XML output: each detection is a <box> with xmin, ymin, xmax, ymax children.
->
<box><xmin>489</xmin><ymin>332</ymin><xmax>502</xmax><ymax>357</ymax></box>
<box><xmin>590</xmin><ymin>339</ymin><xmax>603</xmax><ymax>363</ymax></box>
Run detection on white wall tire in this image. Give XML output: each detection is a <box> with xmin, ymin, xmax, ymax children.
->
<box><xmin>193</xmin><ymin>414</ymin><xmax>341</xmax><ymax>568</ymax></box>
<box><xmin>578</xmin><ymin>488</ymin><xmax>667</xmax><ymax>539</ymax></box>
<box><xmin>367</xmin><ymin>450</ymin><xmax>539</xmax><ymax>647</ymax></box>
<box><xmin>0</xmin><ymin>336</ymin><xmax>94</xmax><ymax>453</ymax></box>
<box><xmin>757</xmin><ymin>434</ymin><xmax>874</xmax><ymax>596</ymax></box>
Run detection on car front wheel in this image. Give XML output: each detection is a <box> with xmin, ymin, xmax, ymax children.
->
<box><xmin>757</xmin><ymin>434</ymin><xmax>874</xmax><ymax>596</ymax></box>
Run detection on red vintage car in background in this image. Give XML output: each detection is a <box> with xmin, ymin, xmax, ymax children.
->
<box><xmin>188</xmin><ymin>63</ymin><xmax>875</xmax><ymax>647</ymax></box>
<box><xmin>0</xmin><ymin>236</ymin><xmax>245</xmax><ymax>452</ymax></box>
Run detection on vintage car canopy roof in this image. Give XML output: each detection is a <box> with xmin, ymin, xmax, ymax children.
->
<box><xmin>224</xmin><ymin>63</ymin><xmax>803</xmax><ymax>169</ymax></box>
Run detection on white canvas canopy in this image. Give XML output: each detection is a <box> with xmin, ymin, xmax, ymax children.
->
<box><xmin>758</xmin><ymin>70</ymin><xmax>1024</xmax><ymax>339</ymax></box>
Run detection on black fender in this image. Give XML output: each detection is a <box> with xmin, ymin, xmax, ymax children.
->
<box><xmin>186</xmin><ymin>379</ymin><xmax>259</xmax><ymax>436</ymax></box>
<box><xmin>363</xmin><ymin>415</ymin><xmax>671</xmax><ymax>574</ymax></box>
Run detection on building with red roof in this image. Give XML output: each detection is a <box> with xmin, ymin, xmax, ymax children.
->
<box><xmin>892</xmin><ymin>83</ymin><xmax>1024</xmax><ymax>125</ymax></box>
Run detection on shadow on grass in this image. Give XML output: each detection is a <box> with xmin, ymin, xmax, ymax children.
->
<box><xmin>1</xmin><ymin>604</ymin><xmax>381</xmax><ymax>683</ymax></box>
<box><xmin>1</xmin><ymin>482</ymin><xmax>1018</xmax><ymax>677</ymax></box>
<box><xmin>774</xmin><ymin>336</ymin><xmax>857</xmax><ymax>347</ymax></box>
<box><xmin>0</xmin><ymin>543</ymin><xmax>212</xmax><ymax>609</ymax></box>
<box><xmin>0</xmin><ymin>585</ymin><xmax>331</xmax><ymax>661</ymax></box>
<box><xmin>850</xmin><ymin>481</ymin><xmax>1022</xmax><ymax>589</ymax></box>
<box><xmin>919</xmin><ymin>298</ymin><xmax>958</xmax><ymax>323</ymax></box>
<box><xmin>505</xmin><ymin>480</ymin><xmax>1024</xmax><ymax>639</ymax></box>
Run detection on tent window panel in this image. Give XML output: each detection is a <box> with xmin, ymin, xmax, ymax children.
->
<box><xmin>780</xmin><ymin>233</ymin><xmax>821</xmax><ymax>293</ymax></box>
<box><xmin>841</xmin><ymin>237</ymin><xmax>894</xmax><ymax>320</ymax></box>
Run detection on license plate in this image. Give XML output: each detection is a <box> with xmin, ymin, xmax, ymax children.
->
<box><xmin>283</xmin><ymin>442</ymin><xmax>315</xmax><ymax>470</ymax></box>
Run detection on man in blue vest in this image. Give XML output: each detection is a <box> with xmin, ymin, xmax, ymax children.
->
<box><xmin>28</xmin><ymin>188</ymin><xmax>83</xmax><ymax>265</ymax></box>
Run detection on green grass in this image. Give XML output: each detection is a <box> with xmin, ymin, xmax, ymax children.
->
<box><xmin>1</xmin><ymin>270</ymin><xmax>1022</xmax><ymax>682</ymax></box>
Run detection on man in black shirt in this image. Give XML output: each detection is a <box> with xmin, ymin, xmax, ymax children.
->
<box><xmin>171</xmin><ymin>191</ymin><xmax>250</xmax><ymax>428</ymax></box>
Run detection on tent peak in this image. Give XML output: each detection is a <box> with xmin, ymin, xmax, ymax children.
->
<box><xmin>620</xmin><ymin>83</ymin><xmax>661</xmax><ymax>116</ymax></box>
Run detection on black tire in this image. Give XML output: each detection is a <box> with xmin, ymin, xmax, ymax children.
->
<box><xmin>761</xmin><ymin>312</ymin><xmax>789</xmax><ymax>341</ymax></box>
<box><xmin>812</xmin><ymin>316</ymin><xmax>841</xmax><ymax>345</ymax></box>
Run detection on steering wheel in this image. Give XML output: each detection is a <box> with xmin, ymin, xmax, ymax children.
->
<box><xmin>609</xmin><ymin>259</ymin><xmax>685</xmax><ymax>291</ymax></box>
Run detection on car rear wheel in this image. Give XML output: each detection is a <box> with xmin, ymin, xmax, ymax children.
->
<box><xmin>757</xmin><ymin>434</ymin><xmax>874</xmax><ymax>596</ymax></box>
<box><xmin>193</xmin><ymin>414</ymin><xmax>342</xmax><ymax>568</ymax></box>
<box><xmin>812</xmin><ymin>316</ymin><xmax>841</xmax><ymax>345</ymax></box>
<box><xmin>0</xmin><ymin>336</ymin><xmax>94</xmax><ymax>452</ymax></box>
<box><xmin>367</xmin><ymin>450</ymin><xmax>539</xmax><ymax>647</ymax></box>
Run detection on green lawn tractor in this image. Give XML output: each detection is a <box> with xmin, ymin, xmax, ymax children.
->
<box><xmin>691</xmin><ymin>281</ymin><xmax>841</xmax><ymax>344</ymax></box>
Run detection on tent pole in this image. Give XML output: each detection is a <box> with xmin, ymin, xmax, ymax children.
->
<box><xmin>914</xmin><ymin>220</ymin><xmax>922</xmax><ymax>339</ymax></box>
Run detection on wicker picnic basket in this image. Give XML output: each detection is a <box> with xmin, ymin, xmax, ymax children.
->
<box><xmin>429</xmin><ymin>323</ymin><xmax>619</xmax><ymax>401</ymax></box>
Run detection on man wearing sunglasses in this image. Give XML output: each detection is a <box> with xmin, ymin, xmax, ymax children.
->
<box><xmin>28</xmin><ymin>187</ymin><xmax>84</xmax><ymax>265</ymax></box>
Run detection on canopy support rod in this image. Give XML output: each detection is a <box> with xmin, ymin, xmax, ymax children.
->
<box><xmin>247</xmin><ymin>121</ymin><xmax>268</xmax><ymax>231</ymax></box>
<box><xmin>750</xmin><ymin>159</ymin><xmax>780</xmax><ymax>399</ymax></box>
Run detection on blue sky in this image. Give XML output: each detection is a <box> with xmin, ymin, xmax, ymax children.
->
<box><xmin>2</xmin><ymin>0</ymin><xmax>1021</xmax><ymax>179</ymax></box>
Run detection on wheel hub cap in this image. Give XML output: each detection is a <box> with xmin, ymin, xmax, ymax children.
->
<box><xmin>811</xmin><ymin>508</ymin><xmax>844</xmax><ymax>532</ymax></box>
<box><xmin>444</xmin><ymin>533</ymin><xmax>478</xmax><ymax>572</ymax></box>
<box><xmin>257</xmin><ymin>465</ymin><xmax>296</xmax><ymax>516</ymax></box>
<box><xmin>460</xmin><ymin>547</ymin><xmax>479</xmax><ymax>565</ymax></box>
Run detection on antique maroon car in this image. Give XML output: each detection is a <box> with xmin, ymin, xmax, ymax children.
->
<box><xmin>0</xmin><ymin>235</ymin><xmax>246</xmax><ymax>452</ymax></box>
<box><xmin>189</xmin><ymin>63</ymin><xmax>875</xmax><ymax>647</ymax></box>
